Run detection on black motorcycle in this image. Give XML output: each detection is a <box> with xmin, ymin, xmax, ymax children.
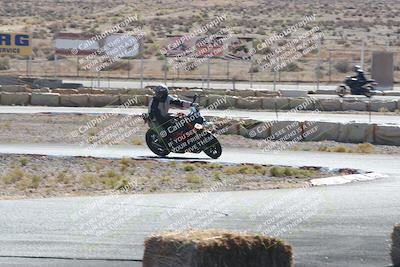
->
<box><xmin>142</xmin><ymin>96</ymin><xmax>222</xmax><ymax>159</ymax></box>
<box><xmin>336</xmin><ymin>77</ymin><xmax>382</xmax><ymax>97</ymax></box>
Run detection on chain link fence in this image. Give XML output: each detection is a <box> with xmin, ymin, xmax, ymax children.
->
<box><xmin>2</xmin><ymin>37</ymin><xmax>399</xmax><ymax>87</ymax></box>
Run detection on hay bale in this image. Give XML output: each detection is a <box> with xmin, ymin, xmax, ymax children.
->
<box><xmin>143</xmin><ymin>229</ymin><xmax>293</xmax><ymax>267</ymax></box>
<box><xmin>392</xmin><ymin>225</ymin><xmax>400</xmax><ymax>267</ymax></box>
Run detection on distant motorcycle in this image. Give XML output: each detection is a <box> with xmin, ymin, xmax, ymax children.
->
<box><xmin>142</xmin><ymin>96</ymin><xmax>222</xmax><ymax>159</ymax></box>
<box><xmin>336</xmin><ymin>76</ymin><xmax>382</xmax><ymax>97</ymax></box>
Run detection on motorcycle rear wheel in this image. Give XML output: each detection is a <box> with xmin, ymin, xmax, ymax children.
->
<box><xmin>203</xmin><ymin>134</ymin><xmax>222</xmax><ymax>159</ymax></box>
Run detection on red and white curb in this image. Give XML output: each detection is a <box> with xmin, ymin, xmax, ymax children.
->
<box><xmin>310</xmin><ymin>172</ymin><xmax>387</xmax><ymax>186</ymax></box>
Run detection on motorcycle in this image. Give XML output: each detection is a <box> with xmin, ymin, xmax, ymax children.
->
<box><xmin>336</xmin><ymin>76</ymin><xmax>383</xmax><ymax>97</ymax></box>
<box><xmin>142</xmin><ymin>96</ymin><xmax>222</xmax><ymax>159</ymax></box>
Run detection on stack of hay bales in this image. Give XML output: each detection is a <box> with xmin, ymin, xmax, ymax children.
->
<box><xmin>143</xmin><ymin>229</ymin><xmax>293</xmax><ymax>267</ymax></box>
<box><xmin>392</xmin><ymin>224</ymin><xmax>400</xmax><ymax>267</ymax></box>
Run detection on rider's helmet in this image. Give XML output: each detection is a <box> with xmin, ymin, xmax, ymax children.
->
<box><xmin>353</xmin><ymin>65</ymin><xmax>363</xmax><ymax>73</ymax></box>
<box><xmin>153</xmin><ymin>84</ymin><xmax>169</xmax><ymax>101</ymax></box>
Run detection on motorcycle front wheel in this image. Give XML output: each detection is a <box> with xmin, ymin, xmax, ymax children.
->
<box><xmin>364</xmin><ymin>86</ymin><xmax>373</xmax><ymax>98</ymax></box>
<box><xmin>145</xmin><ymin>129</ymin><xmax>170</xmax><ymax>157</ymax></box>
<box><xmin>336</xmin><ymin>85</ymin><xmax>346</xmax><ymax>97</ymax></box>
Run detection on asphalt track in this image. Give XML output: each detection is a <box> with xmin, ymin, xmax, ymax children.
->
<box><xmin>0</xmin><ymin>144</ymin><xmax>399</xmax><ymax>266</ymax></box>
<box><xmin>0</xmin><ymin>106</ymin><xmax>399</xmax><ymax>125</ymax></box>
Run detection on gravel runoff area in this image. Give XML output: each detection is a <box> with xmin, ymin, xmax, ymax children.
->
<box><xmin>0</xmin><ymin>113</ymin><xmax>400</xmax><ymax>154</ymax></box>
<box><xmin>0</xmin><ymin>154</ymin><xmax>349</xmax><ymax>199</ymax></box>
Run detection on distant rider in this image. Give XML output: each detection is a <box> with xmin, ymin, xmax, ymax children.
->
<box><xmin>352</xmin><ymin>65</ymin><xmax>367</xmax><ymax>85</ymax></box>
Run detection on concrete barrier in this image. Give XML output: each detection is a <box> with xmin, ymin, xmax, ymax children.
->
<box><xmin>303</xmin><ymin>121</ymin><xmax>340</xmax><ymax>141</ymax></box>
<box><xmin>255</xmin><ymin>90</ymin><xmax>278</xmax><ymax>97</ymax></box>
<box><xmin>338</xmin><ymin>123</ymin><xmax>375</xmax><ymax>143</ymax></box>
<box><xmin>289</xmin><ymin>97</ymin><xmax>315</xmax><ymax>110</ymax></box>
<box><xmin>279</xmin><ymin>89</ymin><xmax>308</xmax><ymax>97</ymax></box>
<box><xmin>392</xmin><ymin>224</ymin><xmax>400</xmax><ymax>267</ymax></box>
<box><xmin>32</xmin><ymin>88</ymin><xmax>51</xmax><ymax>93</ymax></box>
<box><xmin>52</xmin><ymin>89</ymin><xmax>79</xmax><ymax>95</ymax></box>
<box><xmin>60</xmin><ymin>94</ymin><xmax>89</xmax><ymax>107</ymax></box>
<box><xmin>246</xmin><ymin>121</ymin><xmax>271</xmax><ymax>139</ymax></box>
<box><xmin>31</xmin><ymin>92</ymin><xmax>60</xmax><ymax>106</ymax></box>
<box><xmin>79</xmin><ymin>88</ymin><xmax>104</xmax><ymax>94</ymax></box>
<box><xmin>88</xmin><ymin>94</ymin><xmax>120</xmax><ymax>107</ymax></box>
<box><xmin>228</xmin><ymin>89</ymin><xmax>256</xmax><ymax>97</ymax></box>
<box><xmin>207</xmin><ymin>95</ymin><xmax>237</xmax><ymax>109</ymax></box>
<box><xmin>261</xmin><ymin>98</ymin><xmax>276</xmax><ymax>110</ymax></box>
<box><xmin>0</xmin><ymin>85</ymin><xmax>28</xmax><ymax>92</ymax></box>
<box><xmin>270</xmin><ymin>121</ymin><xmax>302</xmax><ymax>141</ymax></box>
<box><xmin>275</xmin><ymin>97</ymin><xmax>290</xmax><ymax>110</ymax></box>
<box><xmin>143</xmin><ymin>229</ymin><xmax>293</xmax><ymax>267</ymax></box>
<box><xmin>315</xmin><ymin>89</ymin><xmax>337</xmax><ymax>95</ymax></box>
<box><xmin>342</xmin><ymin>100</ymin><xmax>368</xmax><ymax>111</ymax></box>
<box><xmin>370</xmin><ymin>100</ymin><xmax>398</xmax><ymax>112</ymax></box>
<box><xmin>236</xmin><ymin>97</ymin><xmax>262</xmax><ymax>109</ymax></box>
<box><xmin>375</xmin><ymin>125</ymin><xmax>400</xmax><ymax>146</ymax></box>
<box><xmin>0</xmin><ymin>92</ymin><xmax>30</xmax><ymax>105</ymax></box>
<box><xmin>316</xmin><ymin>99</ymin><xmax>343</xmax><ymax>111</ymax></box>
<box><xmin>120</xmin><ymin>94</ymin><xmax>149</xmax><ymax>106</ymax></box>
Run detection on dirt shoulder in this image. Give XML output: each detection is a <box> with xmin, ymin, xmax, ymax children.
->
<box><xmin>0</xmin><ymin>154</ymin><xmax>345</xmax><ymax>199</ymax></box>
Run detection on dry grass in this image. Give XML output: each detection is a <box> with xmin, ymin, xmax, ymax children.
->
<box><xmin>186</xmin><ymin>173</ymin><xmax>202</xmax><ymax>184</ymax></box>
<box><xmin>0</xmin><ymin>155</ymin><xmax>329</xmax><ymax>198</ymax></box>
<box><xmin>2</xmin><ymin>168</ymin><xmax>25</xmax><ymax>184</ymax></box>
<box><xmin>318</xmin><ymin>143</ymin><xmax>375</xmax><ymax>154</ymax></box>
<box><xmin>143</xmin><ymin>229</ymin><xmax>293</xmax><ymax>267</ymax></box>
<box><xmin>183</xmin><ymin>164</ymin><xmax>196</xmax><ymax>172</ymax></box>
<box><xmin>223</xmin><ymin>164</ymin><xmax>267</xmax><ymax>175</ymax></box>
<box><xmin>131</xmin><ymin>138</ymin><xmax>143</xmax><ymax>145</ymax></box>
<box><xmin>270</xmin><ymin>166</ymin><xmax>315</xmax><ymax>178</ymax></box>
